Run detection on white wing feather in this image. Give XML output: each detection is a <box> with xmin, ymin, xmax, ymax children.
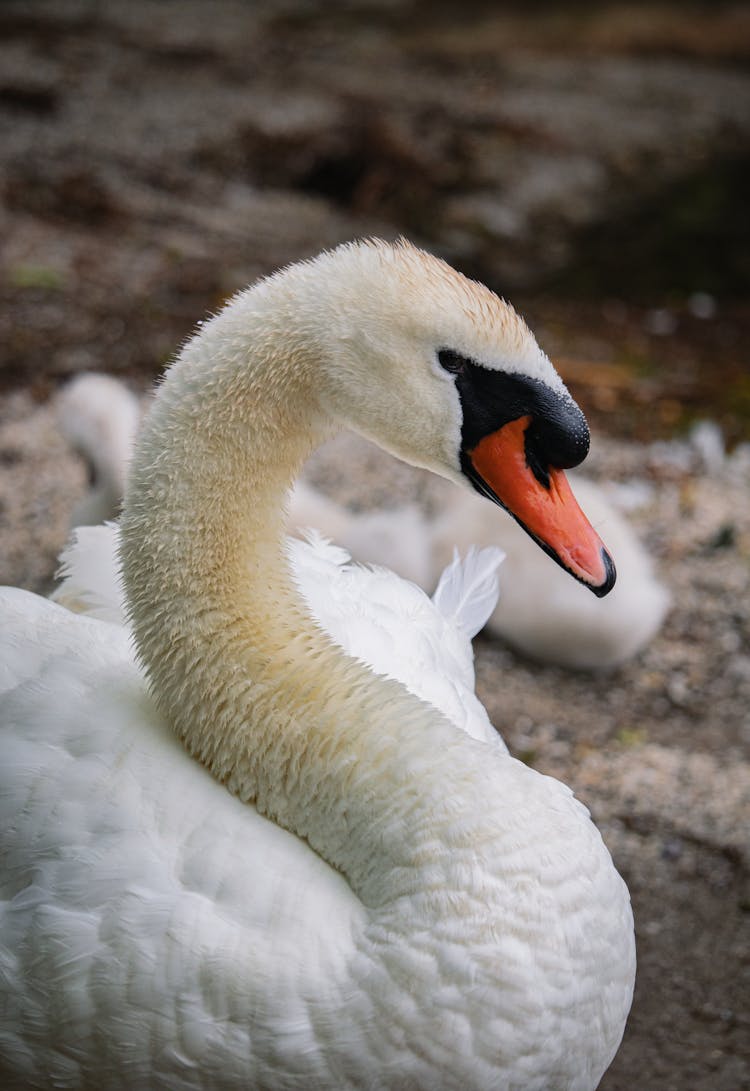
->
<box><xmin>51</xmin><ymin>523</ymin><xmax>502</xmax><ymax>748</ymax></box>
<box><xmin>432</xmin><ymin>545</ymin><xmax>505</xmax><ymax>640</ymax></box>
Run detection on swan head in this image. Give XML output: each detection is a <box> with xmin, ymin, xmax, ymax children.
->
<box><xmin>310</xmin><ymin>239</ymin><xmax>615</xmax><ymax>596</ymax></box>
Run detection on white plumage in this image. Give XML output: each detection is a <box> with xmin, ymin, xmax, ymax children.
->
<box><xmin>0</xmin><ymin>239</ymin><xmax>634</xmax><ymax>1089</ymax></box>
<box><xmin>51</xmin><ymin>522</ymin><xmax>503</xmax><ymax>748</ymax></box>
<box><xmin>289</xmin><ymin>474</ymin><xmax>669</xmax><ymax>671</ymax></box>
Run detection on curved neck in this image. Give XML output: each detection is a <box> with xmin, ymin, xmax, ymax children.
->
<box><xmin>120</xmin><ymin>286</ymin><xmax>475</xmax><ymax>907</ymax></box>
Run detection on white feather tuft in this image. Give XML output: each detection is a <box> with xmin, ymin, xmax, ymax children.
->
<box><xmin>432</xmin><ymin>545</ymin><xmax>505</xmax><ymax>640</ymax></box>
<box><xmin>294</xmin><ymin>526</ymin><xmax>353</xmax><ymax>569</ymax></box>
<box><xmin>51</xmin><ymin>523</ymin><xmax>125</xmax><ymax>624</ymax></box>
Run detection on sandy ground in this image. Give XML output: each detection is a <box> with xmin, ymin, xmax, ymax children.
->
<box><xmin>1</xmin><ymin>1</ymin><xmax>749</xmax><ymax>1087</ymax></box>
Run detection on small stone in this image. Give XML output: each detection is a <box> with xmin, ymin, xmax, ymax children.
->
<box><xmin>690</xmin><ymin>421</ymin><xmax>725</xmax><ymax>475</ymax></box>
<box><xmin>667</xmin><ymin>674</ymin><xmax>690</xmax><ymax>707</ymax></box>
<box><xmin>687</xmin><ymin>291</ymin><xmax>717</xmax><ymax>319</ymax></box>
<box><xmin>645</xmin><ymin>308</ymin><xmax>677</xmax><ymax>336</ymax></box>
<box><xmin>661</xmin><ymin>838</ymin><xmax>683</xmax><ymax>862</ymax></box>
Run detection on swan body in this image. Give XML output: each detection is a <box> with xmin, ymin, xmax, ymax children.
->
<box><xmin>289</xmin><ymin>475</ymin><xmax>669</xmax><ymax>670</ymax></box>
<box><xmin>51</xmin><ymin>521</ymin><xmax>503</xmax><ymax>747</ymax></box>
<box><xmin>1</xmin><ymin>240</ymin><xmax>634</xmax><ymax>1089</ymax></box>
<box><xmin>428</xmin><ymin>476</ymin><xmax>668</xmax><ymax>669</ymax></box>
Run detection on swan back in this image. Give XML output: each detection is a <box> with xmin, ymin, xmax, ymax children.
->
<box><xmin>0</xmin><ymin>588</ymin><xmax>364</xmax><ymax>1088</ymax></box>
<box><xmin>51</xmin><ymin>521</ymin><xmax>504</xmax><ymax>746</ymax></box>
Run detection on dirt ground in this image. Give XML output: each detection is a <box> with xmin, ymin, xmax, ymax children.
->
<box><xmin>1</xmin><ymin>3</ymin><xmax>748</xmax><ymax>1088</ymax></box>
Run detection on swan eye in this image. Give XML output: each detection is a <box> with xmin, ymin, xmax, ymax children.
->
<box><xmin>438</xmin><ymin>349</ymin><xmax>469</xmax><ymax>375</ymax></box>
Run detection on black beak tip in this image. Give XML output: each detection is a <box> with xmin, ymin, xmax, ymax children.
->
<box><xmin>590</xmin><ymin>547</ymin><xmax>617</xmax><ymax>598</ymax></box>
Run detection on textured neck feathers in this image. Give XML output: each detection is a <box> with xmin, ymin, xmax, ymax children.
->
<box><xmin>121</xmin><ymin>274</ymin><xmax>466</xmax><ymax>900</ymax></box>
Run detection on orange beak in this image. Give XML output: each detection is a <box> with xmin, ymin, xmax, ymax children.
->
<box><xmin>468</xmin><ymin>416</ymin><xmax>616</xmax><ymax>596</ymax></box>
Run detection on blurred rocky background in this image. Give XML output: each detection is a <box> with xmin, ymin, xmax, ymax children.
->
<box><xmin>0</xmin><ymin>2</ymin><xmax>748</xmax><ymax>1089</ymax></box>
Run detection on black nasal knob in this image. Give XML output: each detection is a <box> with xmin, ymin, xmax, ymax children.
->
<box><xmin>525</xmin><ymin>398</ymin><xmax>590</xmax><ymax>472</ymax></box>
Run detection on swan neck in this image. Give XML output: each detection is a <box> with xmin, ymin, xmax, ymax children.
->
<box><xmin>119</xmin><ymin>286</ymin><xmax>455</xmax><ymax>903</ymax></box>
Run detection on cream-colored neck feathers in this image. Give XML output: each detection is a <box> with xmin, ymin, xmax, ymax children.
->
<box><xmin>120</xmin><ymin>244</ymin><xmax>470</xmax><ymax>898</ymax></box>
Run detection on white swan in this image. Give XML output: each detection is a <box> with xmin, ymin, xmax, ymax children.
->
<box><xmin>289</xmin><ymin>474</ymin><xmax>670</xmax><ymax>670</ymax></box>
<box><xmin>55</xmin><ymin>371</ymin><xmax>140</xmax><ymax>526</ymax></box>
<box><xmin>0</xmin><ymin>240</ymin><xmax>634</xmax><ymax>1090</ymax></box>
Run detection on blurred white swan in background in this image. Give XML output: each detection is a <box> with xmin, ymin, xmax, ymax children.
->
<box><xmin>57</xmin><ymin>367</ymin><xmax>669</xmax><ymax>670</ymax></box>
<box><xmin>290</xmin><ymin>473</ymin><xmax>669</xmax><ymax>670</ymax></box>
<box><xmin>1</xmin><ymin>240</ymin><xmax>634</xmax><ymax>1088</ymax></box>
<box><xmin>56</xmin><ymin>371</ymin><xmax>140</xmax><ymax>527</ymax></box>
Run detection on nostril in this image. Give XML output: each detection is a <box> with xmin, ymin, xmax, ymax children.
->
<box><xmin>525</xmin><ymin>404</ymin><xmax>590</xmax><ymax>473</ymax></box>
<box><xmin>524</xmin><ymin>434</ymin><xmax>551</xmax><ymax>489</ymax></box>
